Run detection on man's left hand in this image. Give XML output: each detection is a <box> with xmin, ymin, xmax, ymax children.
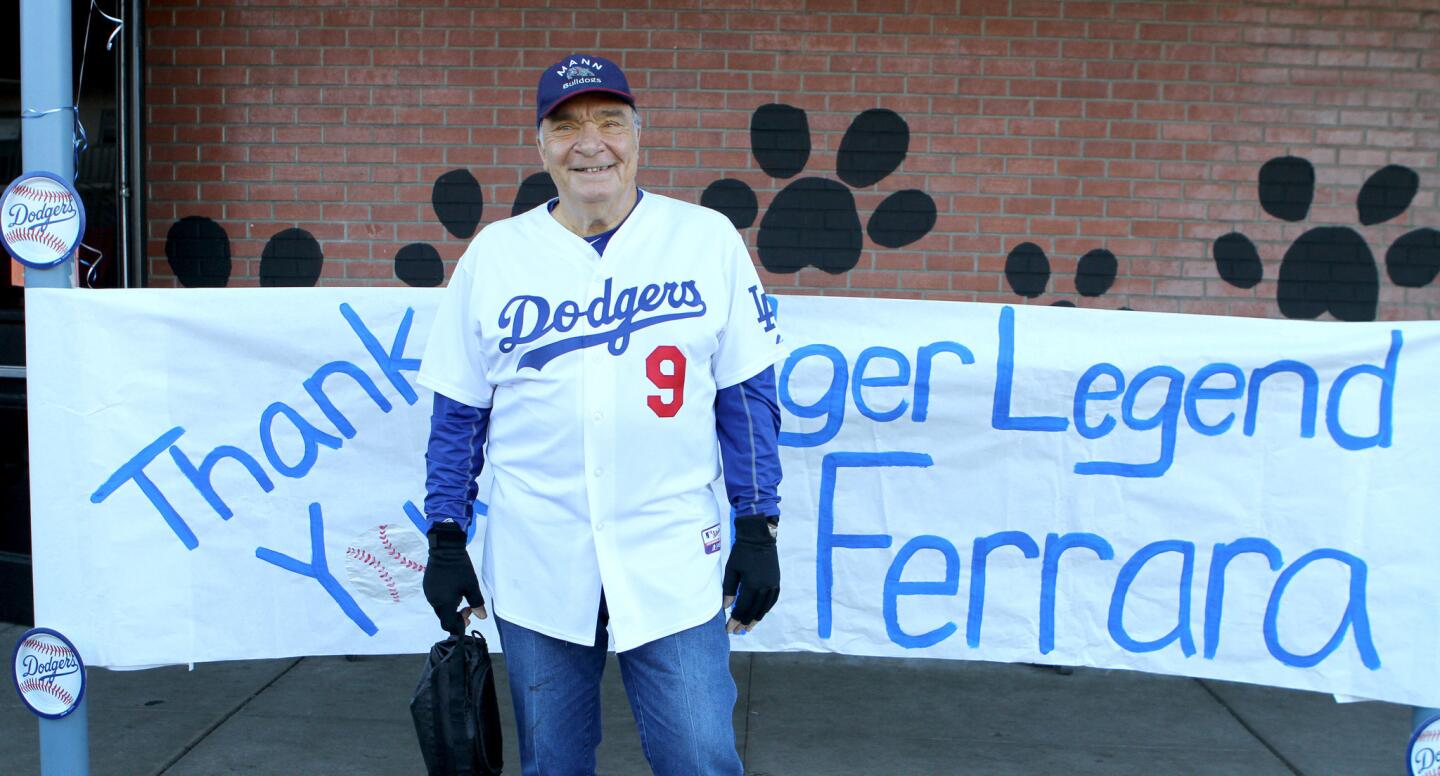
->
<box><xmin>723</xmin><ymin>515</ymin><xmax>780</xmax><ymax>634</ymax></box>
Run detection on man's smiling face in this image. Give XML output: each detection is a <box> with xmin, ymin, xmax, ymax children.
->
<box><xmin>537</xmin><ymin>93</ymin><xmax>640</xmax><ymax>212</ymax></box>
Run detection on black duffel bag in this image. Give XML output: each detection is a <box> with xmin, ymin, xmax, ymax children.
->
<box><xmin>411</xmin><ymin>631</ymin><xmax>504</xmax><ymax>775</ymax></box>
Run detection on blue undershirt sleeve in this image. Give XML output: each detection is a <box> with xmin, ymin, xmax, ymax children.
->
<box><xmin>715</xmin><ymin>365</ymin><xmax>782</xmax><ymax>519</ymax></box>
<box><xmin>424</xmin><ymin>391</ymin><xmax>490</xmax><ymax>532</ymax></box>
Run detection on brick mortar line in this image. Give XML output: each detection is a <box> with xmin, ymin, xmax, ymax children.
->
<box><xmin>152</xmin><ymin>18</ymin><xmax>1440</xmax><ymax>33</ymax></box>
<box><xmin>146</xmin><ymin>26</ymin><xmax>1440</xmax><ymax>41</ymax></box>
<box><xmin>148</xmin><ymin>67</ymin><xmax>1439</xmax><ymax>77</ymax></box>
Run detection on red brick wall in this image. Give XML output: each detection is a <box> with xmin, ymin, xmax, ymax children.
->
<box><xmin>145</xmin><ymin>0</ymin><xmax>1440</xmax><ymax>321</ymax></box>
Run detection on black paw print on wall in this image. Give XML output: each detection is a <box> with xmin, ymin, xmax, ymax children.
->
<box><xmin>394</xmin><ymin>168</ymin><xmax>486</xmax><ymax>287</ymax></box>
<box><xmin>164</xmin><ymin>217</ymin><xmax>327</xmax><ymax>288</ymax></box>
<box><xmin>701</xmin><ymin>104</ymin><xmax>937</xmax><ymax>274</ymax></box>
<box><xmin>1213</xmin><ymin>156</ymin><xmax>1440</xmax><ymax>321</ymax></box>
<box><xmin>164</xmin><ymin>168</ymin><xmax>489</xmax><ymax>288</ymax></box>
<box><xmin>1003</xmin><ymin>242</ymin><xmax>1120</xmax><ymax>308</ymax></box>
<box><xmin>512</xmin><ymin>172</ymin><xmax>558</xmax><ymax>218</ymax></box>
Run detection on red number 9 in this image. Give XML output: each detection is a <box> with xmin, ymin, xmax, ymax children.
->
<box><xmin>646</xmin><ymin>345</ymin><xmax>686</xmax><ymax>418</ymax></box>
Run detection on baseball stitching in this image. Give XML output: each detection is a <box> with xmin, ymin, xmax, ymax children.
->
<box><xmin>11</xmin><ymin>183</ymin><xmax>71</xmax><ymax>204</ymax></box>
<box><xmin>19</xmin><ymin>678</ymin><xmax>74</xmax><ymax>707</ymax></box>
<box><xmin>5</xmin><ymin>228</ymin><xmax>69</xmax><ymax>256</ymax></box>
<box><xmin>378</xmin><ymin>525</ymin><xmax>426</xmax><ymax>573</ymax></box>
<box><xmin>346</xmin><ymin>546</ymin><xmax>401</xmax><ymax>603</ymax></box>
<box><xmin>21</xmin><ymin>638</ymin><xmax>70</xmax><ymax>657</ymax></box>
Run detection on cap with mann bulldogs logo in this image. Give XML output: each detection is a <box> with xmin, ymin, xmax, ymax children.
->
<box><xmin>536</xmin><ymin>54</ymin><xmax>634</xmax><ymax>127</ymax></box>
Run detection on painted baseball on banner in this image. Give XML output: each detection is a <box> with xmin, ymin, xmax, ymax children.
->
<box><xmin>344</xmin><ymin>523</ymin><xmax>427</xmax><ymax>604</ymax></box>
<box><xmin>0</xmin><ymin>172</ymin><xmax>84</xmax><ymax>268</ymax></box>
<box><xmin>11</xmin><ymin>628</ymin><xmax>85</xmax><ymax>718</ymax></box>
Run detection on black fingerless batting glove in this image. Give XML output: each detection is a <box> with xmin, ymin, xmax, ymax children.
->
<box><xmin>423</xmin><ymin>522</ymin><xmax>483</xmax><ymax>635</ymax></box>
<box><xmin>723</xmin><ymin>515</ymin><xmax>780</xmax><ymax>625</ymax></box>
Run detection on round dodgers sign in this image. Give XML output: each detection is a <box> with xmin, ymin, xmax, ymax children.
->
<box><xmin>11</xmin><ymin>627</ymin><xmax>86</xmax><ymax>718</ymax></box>
<box><xmin>1412</xmin><ymin>715</ymin><xmax>1440</xmax><ymax>776</ymax></box>
<box><xmin>0</xmin><ymin>171</ymin><xmax>85</xmax><ymax>268</ymax></box>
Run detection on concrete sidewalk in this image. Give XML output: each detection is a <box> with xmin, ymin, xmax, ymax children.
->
<box><xmin>0</xmin><ymin>620</ymin><xmax>1409</xmax><ymax>775</ymax></box>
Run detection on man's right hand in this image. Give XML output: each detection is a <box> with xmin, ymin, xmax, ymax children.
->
<box><xmin>423</xmin><ymin>522</ymin><xmax>485</xmax><ymax>634</ymax></box>
<box><xmin>723</xmin><ymin>515</ymin><xmax>780</xmax><ymax>634</ymax></box>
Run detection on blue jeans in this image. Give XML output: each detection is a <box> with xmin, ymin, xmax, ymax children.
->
<box><xmin>496</xmin><ymin>603</ymin><xmax>743</xmax><ymax>776</ymax></box>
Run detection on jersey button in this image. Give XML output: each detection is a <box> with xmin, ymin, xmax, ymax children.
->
<box><xmin>592</xmin><ymin>411</ymin><xmax>603</xmax><ymax>422</ymax></box>
<box><xmin>596</xmin><ymin>522</ymin><xmax>606</xmax><ymax>532</ymax></box>
<box><xmin>592</xmin><ymin>467</ymin><xmax>603</xmax><ymax>477</ymax></box>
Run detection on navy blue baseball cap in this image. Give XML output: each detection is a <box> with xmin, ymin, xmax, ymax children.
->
<box><xmin>536</xmin><ymin>54</ymin><xmax>635</xmax><ymax>127</ymax></box>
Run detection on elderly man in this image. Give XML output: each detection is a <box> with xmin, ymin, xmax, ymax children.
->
<box><xmin>416</xmin><ymin>54</ymin><xmax>784</xmax><ymax>775</ymax></box>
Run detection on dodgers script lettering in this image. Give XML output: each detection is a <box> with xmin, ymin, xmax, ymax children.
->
<box><xmin>7</xmin><ymin>200</ymin><xmax>77</xmax><ymax>232</ymax></box>
<box><xmin>499</xmin><ymin>277</ymin><xmax>706</xmax><ymax>371</ymax></box>
<box><xmin>22</xmin><ymin>653</ymin><xmax>80</xmax><ymax>682</ymax></box>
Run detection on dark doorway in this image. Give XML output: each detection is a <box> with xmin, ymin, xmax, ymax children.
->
<box><xmin>0</xmin><ymin>1</ymin><xmax>139</xmax><ymax>624</ymax></box>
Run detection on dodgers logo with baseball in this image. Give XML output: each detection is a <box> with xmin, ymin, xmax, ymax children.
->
<box><xmin>11</xmin><ymin>628</ymin><xmax>85</xmax><ymax>719</ymax></box>
<box><xmin>1412</xmin><ymin>716</ymin><xmax>1440</xmax><ymax>776</ymax></box>
<box><xmin>0</xmin><ymin>171</ymin><xmax>85</xmax><ymax>269</ymax></box>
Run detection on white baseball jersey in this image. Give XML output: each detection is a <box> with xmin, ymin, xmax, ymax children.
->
<box><xmin>417</xmin><ymin>191</ymin><xmax>784</xmax><ymax>651</ymax></box>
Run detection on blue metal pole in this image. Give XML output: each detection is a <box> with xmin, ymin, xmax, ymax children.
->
<box><xmin>38</xmin><ymin>697</ymin><xmax>89</xmax><ymax>776</ymax></box>
<box><xmin>20</xmin><ymin>0</ymin><xmax>77</xmax><ymax>289</ymax></box>
<box><xmin>20</xmin><ymin>1</ymin><xmax>85</xmax><ymax>772</ymax></box>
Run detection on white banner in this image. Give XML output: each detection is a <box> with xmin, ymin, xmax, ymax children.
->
<box><xmin>25</xmin><ymin>288</ymin><xmax>1440</xmax><ymax>707</ymax></box>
